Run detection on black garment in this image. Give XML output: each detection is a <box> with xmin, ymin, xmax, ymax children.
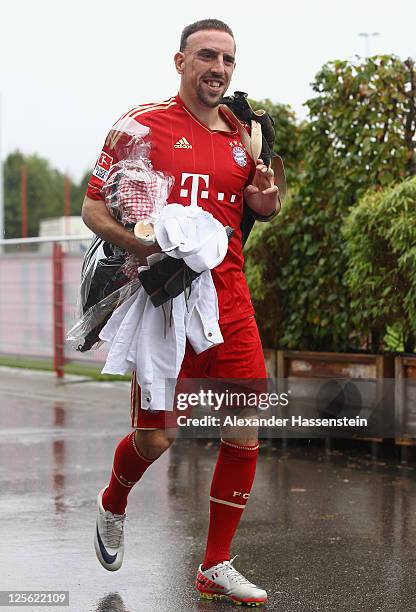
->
<box><xmin>220</xmin><ymin>91</ymin><xmax>276</xmax><ymax>246</ymax></box>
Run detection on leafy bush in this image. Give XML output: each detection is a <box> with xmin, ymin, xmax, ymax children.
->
<box><xmin>246</xmin><ymin>55</ymin><xmax>416</xmax><ymax>352</ymax></box>
<box><xmin>344</xmin><ymin>177</ymin><xmax>416</xmax><ymax>352</ymax></box>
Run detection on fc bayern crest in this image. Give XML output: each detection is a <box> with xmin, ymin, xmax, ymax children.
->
<box><xmin>232</xmin><ymin>145</ymin><xmax>248</xmax><ymax>167</ymax></box>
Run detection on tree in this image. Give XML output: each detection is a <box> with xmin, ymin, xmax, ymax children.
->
<box><xmin>246</xmin><ymin>55</ymin><xmax>416</xmax><ymax>351</ymax></box>
<box><xmin>71</xmin><ymin>169</ymin><xmax>93</xmax><ymax>216</ymax></box>
<box><xmin>4</xmin><ymin>151</ymin><xmax>81</xmax><ymax>238</ymax></box>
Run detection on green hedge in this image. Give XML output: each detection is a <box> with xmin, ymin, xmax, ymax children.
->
<box><xmin>246</xmin><ymin>55</ymin><xmax>416</xmax><ymax>353</ymax></box>
<box><xmin>343</xmin><ymin>177</ymin><xmax>416</xmax><ymax>352</ymax></box>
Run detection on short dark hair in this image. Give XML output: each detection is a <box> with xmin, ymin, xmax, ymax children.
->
<box><xmin>180</xmin><ymin>19</ymin><xmax>234</xmax><ymax>52</ymax></box>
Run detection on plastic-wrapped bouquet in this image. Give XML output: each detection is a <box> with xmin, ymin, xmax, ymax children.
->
<box><xmin>67</xmin><ymin>123</ymin><xmax>174</xmax><ymax>352</ymax></box>
<box><xmin>103</xmin><ymin>131</ymin><xmax>173</xmax><ymax>278</ymax></box>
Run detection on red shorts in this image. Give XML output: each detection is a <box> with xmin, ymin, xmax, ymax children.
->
<box><xmin>130</xmin><ymin>315</ymin><xmax>266</xmax><ymax>429</ymax></box>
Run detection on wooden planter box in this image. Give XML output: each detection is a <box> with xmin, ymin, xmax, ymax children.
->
<box><xmin>275</xmin><ymin>350</ymin><xmax>394</xmax><ymax>441</ymax></box>
<box><xmin>276</xmin><ymin>350</ymin><xmax>393</xmax><ymax>380</ymax></box>
<box><xmin>395</xmin><ymin>356</ymin><xmax>416</xmax><ymax>446</ymax></box>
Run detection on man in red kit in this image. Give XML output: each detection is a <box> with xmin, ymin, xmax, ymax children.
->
<box><xmin>82</xmin><ymin>19</ymin><xmax>280</xmax><ymax>606</ymax></box>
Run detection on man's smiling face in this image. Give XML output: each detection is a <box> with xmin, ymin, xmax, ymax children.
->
<box><xmin>176</xmin><ymin>30</ymin><xmax>236</xmax><ymax>108</ymax></box>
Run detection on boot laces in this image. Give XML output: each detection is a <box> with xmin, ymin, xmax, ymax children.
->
<box><xmin>104</xmin><ymin>512</ymin><xmax>126</xmax><ymax>548</ymax></box>
<box><xmin>219</xmin><ymin>556</ymin><xmax>255</xmax><ymax>586</ymax></box>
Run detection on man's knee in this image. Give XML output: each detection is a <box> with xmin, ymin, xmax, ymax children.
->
<box><xmin>221</xmin><ymin>435</ymin><xmax>259</xmax><ymax>447</ymax></box>
<box><xmin>220</xmin><ymin>408</ymin><xmax>259</xmax><ymax>446</ymax></box>
<box><xmin>134</xmin><ymin>428</ymin><xmax>176</xmax><ymax>461</ymax></box>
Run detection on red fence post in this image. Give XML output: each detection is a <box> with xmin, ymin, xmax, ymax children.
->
<box><xmin>64</xmin><ymin>174</ymin><xmax>71</xmax><ymax>235</ymax></box>
<box><xmin>21</xmin><ymin>165</ymin><xmax>28</xmax><ymax>252</ymax></box>
<box><xmin>53</xmin><ymin>242</ymin><xmax>65</xmax><ymax>378</ymax></box>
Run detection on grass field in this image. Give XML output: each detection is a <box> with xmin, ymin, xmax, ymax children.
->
<box><xmin>0</xmin><ymin>355</ymin><xmax>130</xmax><ymax>381</ymax></box>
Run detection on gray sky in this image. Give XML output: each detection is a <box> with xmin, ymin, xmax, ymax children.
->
<box><xmin>2</xmin><ymin>0</ymin><xmax>415</xmax><ymax>182</ymax></box>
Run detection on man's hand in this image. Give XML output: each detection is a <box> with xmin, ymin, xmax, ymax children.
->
<box><xmin>82</xmin><ymin>196</ymin><xmax>161</xmax><ymax>264</ymax></box>
<box><xmin>130</xmin><ymin>240</ymin><xmax>162</xmax><ymax>265</ymax></box>
<box><xmin>244</xmin><ymin>159</ymin><xmax>281</xmax><ymax>218</ymax></box>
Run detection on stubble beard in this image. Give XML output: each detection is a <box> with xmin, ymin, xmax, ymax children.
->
<box><xmin>196</xmin><ymin>83</ymin><xmax>225</xmax><ymax>108</ymax></box>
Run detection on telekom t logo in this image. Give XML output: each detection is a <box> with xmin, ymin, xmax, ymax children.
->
<box><xmin>180</xmin><ymin>173</ymin><xmax>210</xmax><ymax>205</ymax></box>
<box><xmin>179</xmin><ymin>172</ymin><xmax>237</xmax><ymax>205</ymax></box>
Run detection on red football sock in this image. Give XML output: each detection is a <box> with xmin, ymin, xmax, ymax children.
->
<box><xmin>102</xmin><ymin>431</ymin><xmax>153</xmax><ymax>514</ymax></box>
<box><xmin>202</xmin><ymin>439</ymin><xmax>259</xmax><ymax>570</ymax></box>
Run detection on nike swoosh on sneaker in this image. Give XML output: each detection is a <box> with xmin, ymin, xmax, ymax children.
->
<box><xmin>96</xmin><ymin>526</ymin><xmax>117</xmax><ymax>564</ymax></box>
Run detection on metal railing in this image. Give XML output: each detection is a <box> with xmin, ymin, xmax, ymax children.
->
<box><xmin>0</xmin><ymin>235</ymin><xmax>108</xmax><ymax>377</ymax></box>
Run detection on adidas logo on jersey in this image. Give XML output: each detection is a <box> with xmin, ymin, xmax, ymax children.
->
<box><xmin>174</xmin><ymin>136</ymin><xmax>192</xmax><ymax>149</ymax></box>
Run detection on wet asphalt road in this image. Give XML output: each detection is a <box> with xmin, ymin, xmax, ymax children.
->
<box><xmin>1</xmin><ymin>367</ymin><xmax>416</xmax><ymax>612</ymax></box>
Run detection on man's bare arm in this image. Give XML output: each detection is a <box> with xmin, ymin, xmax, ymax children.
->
<box><xmin>82</xmin><ymin>196</ymin><xmax>161</xmax><ymax>262</ymax></box>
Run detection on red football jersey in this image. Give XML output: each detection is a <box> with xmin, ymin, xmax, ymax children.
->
<box><xmin>87</xmin><ymin>94</ymin><xmax>256</xmax><ymax>324</ymax></box>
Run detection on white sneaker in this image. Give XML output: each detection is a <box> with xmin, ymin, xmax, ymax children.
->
<box><xmin>94</xmin><ymin>487</ymin><xmax>126</xmax><ymax>571</ymax></box>
<box><xmin>196</xmin><ymin>556</ymin><xmax>268</xmax><ymax>606</ymax></box>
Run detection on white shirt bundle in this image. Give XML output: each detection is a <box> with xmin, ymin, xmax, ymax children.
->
<box><xmin>99</xmin><ymin>204</ymin><xmax>229</xmax><ymax>411</ymax></box>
